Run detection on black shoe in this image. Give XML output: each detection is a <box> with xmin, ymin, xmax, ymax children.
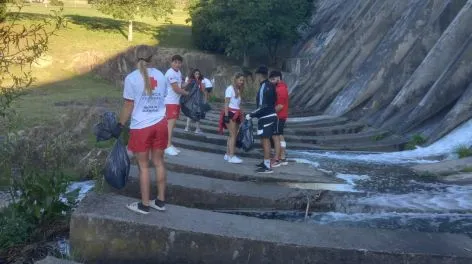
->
<box><xmin>150</xmin><ymin>199</ymin><xmax>166</xmax><ymax>211</ymax></box>
<box><xmin>256</xmin><ymin>166</ymin><xmax>273</xmax><ymax>174</ymax></box>
<box><xmin>256</xmin><ymin>162</ymin><xmax>265</xmax><ymax>168</ymax></box>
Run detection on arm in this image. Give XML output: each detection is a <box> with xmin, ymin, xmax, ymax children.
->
<box><xmin>224</xmin><ymin>97</ymin><xmax>230</xmax><ymax>116</ymax></box>
<box><xmin>171</xmin><ymin>82</ymin><xmax>189</xmax><ymax>96</ymax></box>
<box><xmin>275</xmin><ymin>104</ymin><xmax>283</xmax><ymax>112</ymax></box>
<box><xmin>119</xmin><ymin>100</ymin><xmax>134</xmax><ymax>126</ymax></box>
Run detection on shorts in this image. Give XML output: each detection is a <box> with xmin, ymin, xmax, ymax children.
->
<box><xmin>257</xmin><ymin>115</ymin><xmax>277</xmax><ymax>138</ymax></box>
<box><xmin>205</xmin><ymin>87</ymin><xmax>213</xmax><ymax>93</ymax></box>
<box><xmin>128</xmin><ymin>118</ymin><xmax>168</xmax><ymax>153</ymax></box>
<box><xmin>165</xmin><ymin>104</ymin><xmax>180</xmax><ymax>120</ymax></box>
<box><xmin>273</xmin><ymin>119</ymin><xmax>286</xmax><ymax>135</ymax></box>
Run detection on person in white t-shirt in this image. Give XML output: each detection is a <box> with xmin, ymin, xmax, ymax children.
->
<box><xmin>164</xmin><ymin>55</ymin><xmax>189</xmax><ymax>156</ymax></box>
<box><xmin>202</xmin><ymin>76</ymin><xmax>213</xmax><ymax>102</ymax></box>
<box><xmin>111</xmin><ymin>45</ymin><xmax>168</xmax><ymax>215</ymax></box>
<box><xmin>218</xmin><ymin>72</ymin><xmax>245</xmax><ymax>164</ymax></box>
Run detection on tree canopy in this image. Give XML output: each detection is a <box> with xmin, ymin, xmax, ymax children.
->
<box><xmin>0</xmin><ymin>3</ymin><xmax>65</xmax><ymax>119</ymax></box>
<box><xmin>92</xmin><ymin>0</ymin><xmax>175</xmax><ymax>41</ymax></box>
<box><xmin>187</xmin><ymin>0</ymin><xmax>315</xmax><ymax>66</ymax></box>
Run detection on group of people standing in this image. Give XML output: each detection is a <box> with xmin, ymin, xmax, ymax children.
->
<box><xmin>220</xmin><ymin>66</ymin><xmax>289</xmax><ymax>174</ymax></box>
<box><xmin>111</xmin><ymin>45</ymin><xmax>289</xmax><ymax>215</ymax></box>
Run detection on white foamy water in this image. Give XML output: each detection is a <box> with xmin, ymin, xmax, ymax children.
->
<box><xmin>60</xmin><ymin>180</ymin><xmax>95</xmax><ymax>204</ymax></box>
<box><xmin>295</xmin><ymin>118</ymin><xmax>472</xmax><ymax>164</ymax></box>
<box><xmin>336</xmin><ymin>173</ymin><xmax>370</xmax><ymax>185</ymax></box>
<box><xmin>357</xmin><ymin>184</ymin><xmax>472</xmax><ymax>212</ymax></box>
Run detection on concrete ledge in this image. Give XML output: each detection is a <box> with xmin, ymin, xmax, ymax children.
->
<box><xmin>70</xmin><ymin>193</ymin><xmax>472</xmax><ymax>264</ymax></box>
<box><xmin>162</xmin><ymin>148</ymin><xmax>335</xmax><ymax>183</ymax></box>
<box><xmin>35</xmin><ymin>256</ymin><xmax>81</xmax><ymax>264</ymax></box>
<box><xmin>111</xmin><ymin>168</ymin><xmax>334</xmax><ymax>211</ymax></box>
<box><xmin>412</xmin><ymin>157</ymin><xmax>472</xmax><ymax>176</ymax></box>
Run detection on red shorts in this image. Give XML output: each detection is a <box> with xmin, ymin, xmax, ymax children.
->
<box><xmin>128</xmin><ymin>118</ymin><xmax>168</xmax><ymax>153</ymax></box>
<box><xmin>166</xmin><ymin>104</ymin><xmax>180</xmax><ymax>119</ymax></box>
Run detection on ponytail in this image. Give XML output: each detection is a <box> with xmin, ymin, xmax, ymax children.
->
<box><xmin>138</xmin><ymin>59</ymin><xmax>151</xmax><ymax>95</ymax></box>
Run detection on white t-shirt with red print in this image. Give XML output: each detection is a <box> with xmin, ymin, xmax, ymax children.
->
<box><xmin>123</xmin><ymin>68</ymin><xmax>167</xmax><ymax>129</ymax></box>
<box><xmin>164</xmin><ymin>68</ymin><xmax>183</xmax><ymax>105</ymax></box>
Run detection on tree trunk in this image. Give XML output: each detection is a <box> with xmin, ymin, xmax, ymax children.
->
<box><xmin>128</xmin><ymin>20</ymin><xmax>133</xmax><ymax>42</ymax></box>
<box><xmin>243</xmin><ymin>50</ymin><xmax>250</xmax><ymax>68</ymax></box>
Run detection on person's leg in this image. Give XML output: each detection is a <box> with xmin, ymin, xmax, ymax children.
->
<box><xmin>166</xmin><ymin>118</ymin><xmax>176</xmax><ymax>147</ymax></box>
<box><xmin>185</xmin><ymin>117</ymin><xmax>190</xmax><ymax>131</ymax></box>
<box><xmin>262</xmin><ymin>137</ymin><xmax>271</xmax><ymax>167</ymax></box>
<box><xmin>126</xmin><ymin>127</ymin><xmax>152</xmax><ymax>214</ymax></box>
<box><xmin>227</xmin><ymin>120</ymin><xmax>242</xmax><ymax>163</ymax></box>
<box><xmin>280</xmin><ymin>135</ymin><xmax>286</xmax><ymax>160</ymax></box>
<box><xmin>136</xmin><ymin>152</ymin><xmax>151</xmax><ymax>206</ymax></box>
<box><xmin>151</xmin><ymin>149</ymin><xmax>166</xmax><ymax>202</ymax></box>
<box><xmin>165</xmin><ymin>104</ymin><xmax>180</xmax><ymax>154</ymax></box>
<box><xmin>272</xmin><ymin>135</ymin><xmax>281</xmax><ymax>163</ymax></box>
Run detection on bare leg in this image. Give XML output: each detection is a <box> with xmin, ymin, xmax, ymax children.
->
<box><xmin>228</xmin><ymin>120</ymin><xmax>238</xmax><ymax>156</ymax></box>
<box><xmin>195</xmin><ymin>121</ymin><xmax>201</xmax><ymax>131</ymax></box>
<box><xmin>262</xmin><ymin>138</ymin><xmax>271</xmax><ymax>160</ymax></box>
<box><xmin>280</xmin><ymin>135</ymin><xmax>286</xmax><ymax>159</ymax></box>
<box><xmin>151</xmin><ymin>148</ymin><xmax>166</xmax><ymax>201</ymax></box>
<box><xmin>135</xmin><ymin>151</ymin><xmax>151</xmax><ymax>206</ymax></box>
<box><xmin>273</xmin><ymin>135</ymin><xmax>281</xmax><ymax>160</ymax></box>
<box><xmin>167</xmin><ymin>118</ymin><xmax>176</xmax><ymax>148</ymax></box>
<box><xmin>185</xmin><ymin>118</ymin><xmax>191</xmax><ymax>131</ymax></box>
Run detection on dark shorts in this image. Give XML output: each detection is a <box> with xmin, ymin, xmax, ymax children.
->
<box><xmin>205</xmin><ymin>87</ymin><xmax>213</xmax><ymax>93</ymax></box>
<box><xmin>257</xmin><ymin>115</ymin><xmax>277</xmax><ymax>138</ymax></box>
<box><xmin>273</xmin><ymin>119</ymin><xmax>286</xmax><ymax>135</ymax></box>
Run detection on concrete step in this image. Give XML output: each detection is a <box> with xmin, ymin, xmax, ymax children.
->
<box><xmin>110</xmin><ymin>169</ymin><xmax>337</xmax><ymax>211</ymax></box>
<box><xmin>171</xmin><ymin>129</ymin><xmax>405</xmax><ymax>153</ymax></box>
<box><xmin>70</xmin><ymin>192</ymin><xmax>472</xmax><ymax>264</ymax></box>
<box><xmin>160</xmin><ymin>147</ymin><xmax>335</xmax><ymax>183</ymax></box>
<box><xmin>176</xmin><ymin>118</ymin><xmax>366</xmax><ymax>137</ymax></box>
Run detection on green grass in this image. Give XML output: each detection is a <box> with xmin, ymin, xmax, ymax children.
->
<box><xmin>462</xmin><ymin>167</ymin><xmax>472</xmax><ymax>173</ymax></box>
<box><xmin>455</xmin><ymin>145</ymin><xmax>472</xmax><ymax>159</ymax></box>
<box><xmin>2</xmin><ymin>4</ymin><xmax>193</xmax><ymax>133</ymax></box>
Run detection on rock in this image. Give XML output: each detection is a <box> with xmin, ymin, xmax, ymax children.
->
<box><xmin>439</xmin><ymin>173</ymin><xmax>472</xmax><ymax>184</ymax></box>
<box><xmin>411</xmin><ymin>157</ymin><xmax>472</xmax><ymax>176</ymax></box>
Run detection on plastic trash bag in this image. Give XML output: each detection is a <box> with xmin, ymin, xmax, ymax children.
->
<box><xmin>103</xmin><ymin>139</ymin><xmax>130</xmax><ymax>189</ymax></box>
<box><xmin>93</xmin><ymin>112</ymin><xmax>130</xmax><ymax>189</ymax></box>
<box><xmin>236</xmin><ymin>119</ymin><xmax>254</xmax><ymax>152</ymax></box>
<box><xmin>180</xmin><ymin>81</ymin><xmax>211</xmax><ymax>121</ymax></box>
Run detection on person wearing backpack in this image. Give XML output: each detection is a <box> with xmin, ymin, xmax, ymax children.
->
<box><xmin>111</xmin><ymin>45</ymin><xmax>168</xmax><ymax>215</ymax></box>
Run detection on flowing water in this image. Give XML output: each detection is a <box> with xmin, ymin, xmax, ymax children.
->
<box><xmin>231</xmin><ymin>119</ymin><xmax>472</xmax><ymax>237</ymax></box>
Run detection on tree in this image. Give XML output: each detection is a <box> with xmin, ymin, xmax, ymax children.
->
<box><xmin>92</xmin><ymin>0</ymin><xmax>175</xmax><ymax>42</ymax></box>
<box><xmin>187</xmin><ymin>0</ymin><xmax>315</xmax><ymax>66</ymax></box>
<box><xmin>0</xmin><ymin>3</ymin><xmax>65</xmax><ymax>118</ymax></box>
<box><xmin>259</xmin><ymin>0</ymin><xmax>314</xmax><ymax>64</ymax></box>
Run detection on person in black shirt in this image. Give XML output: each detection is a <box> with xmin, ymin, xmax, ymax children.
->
<box><xmin>246</xmin><ymin>65</ymin><xmax>277</xmax><ymax>173</ymax></box>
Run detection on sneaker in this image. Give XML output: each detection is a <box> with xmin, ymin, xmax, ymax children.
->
<box><xmin>165</xmin><ymin>147</ymin><xmax>179</xmax><ymax>156</ymax></box>
<box><xmin>256</xmin><ymin>162</ymin><xmax>265</xmax><ymax>168</ymax></box>
<box><xmin>149</xmin><ymin>199</ymin><xmax>166</xmax><ymax>211</ymax></box>
<box><xmin>256</xmin><ymin>166</ymin><xmax>273</xmax><ymax>174</ymax></box>
<box><xmin>126</xmin><ymin>202</ymin><xmax>149</xmax><ymax>215</ymax></box>
<box><xmin>184</xmin><ymin>127</ymin><xmax>190</xmax><ymax>132</ymax></box>
<box><xmin>224</xmin><ymin>154</ymin><xmax>229</xmax><ymax>161</ymax></box>
<box><xmin>280</xmin><ymin>158</ymin><xmax>289</xmax><ymax>166</ymax></box>
<box><xmin>271</xmin><ymin>160</ymin><xmax>281</xmax><ymax>168</ymax></box>
<box><xmin>194</xmin><ymin>129</ymin><xmax>203</xmax><ymax>135</ymax></box>
<box><xmin>170</xmin><ymin>145</ymin><xmax>181</xmax><ymax>153</ymax></box>
<box><xmin>228</xmin><ymin>156</ymin><xmax>243</xmax><ymax>164</ymax></box>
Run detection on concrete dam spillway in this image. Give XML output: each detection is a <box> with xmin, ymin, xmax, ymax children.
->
<box><xmin>286</xmin><ymin>0</ymin><xmax>472</xmax><ymax>144</ymax></box>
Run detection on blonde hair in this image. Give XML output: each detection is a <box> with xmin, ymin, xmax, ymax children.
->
<box><xmin>135</xmin><ymin>45</ymin><xmax>153</xmax><ymax>95</ymax></box>
<box><xmin>232</xmin><ymin>72</ymin><xmax>245</xmax><ymax>98</ymax></box>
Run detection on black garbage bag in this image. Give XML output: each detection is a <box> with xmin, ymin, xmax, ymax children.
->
<box><xmin>180</xmin><ymin>81</ymin><xmax>211</xmax><ymax>121</ymax></box>
<box><xmin>236</xmin><ymin>119</ymin><xmax>254</xmax><ymax>152</ymax></box>
<box><xmin>103</xmin><ymin>139</ymin><xmax>130</xmax><ymax>189</ymax></box>
<box><xmin>93</xmin><ymin>112</ymin><xmax>130</xmax><ymax>189</ymax></box>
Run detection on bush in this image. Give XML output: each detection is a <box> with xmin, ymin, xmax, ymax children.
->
<box><xmin>50</xmin><ymin>0</ymin><xmax>64</xmax><ymax>6</ymax></box>
<box><xmin>455</xmin><ymin>145</ymin><xmax>472</xmax><ymax>159</ymax></box>
<box><xmin>0</xmin><ymin>3</ymin><xmax>6</xmax><ymax>23</ymax></box>
<box><xmin>404</xmin><ymin>133</ymin><xmax>427</xmax><ymax>150</ymax></box>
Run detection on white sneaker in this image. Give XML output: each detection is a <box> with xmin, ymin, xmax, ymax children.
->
<box><xmin>224</xmin><ymin>154</ymin><xmax>229</xmax><ymax>161</ymax></box>
<box><xmin>228</xmin><ymin>156</ymin><xmax>243</xmax><ymax>164</ymax></box>
<box><xmin>172</xmin><ymin>145</ymin><xmax>181</xmax><ymax>153</ymax></box>
<box><xmin>126</xmin><ymin>202</ymin><xmax>149</xmax><ymax>215</ymax></box>
<box><xmin>165</xmin><ymin>147</ymin><xmax>178</xmax><ymax>156</ymax></box>
<box><xmin>149</xmin><ymin>199</ymin><xmax>166</xmax><ymax>211</ymax></box>
<box><xmin>195</xmin><ymin>129</ymin><xmax>203</xmax><ymax>135</ymax></box>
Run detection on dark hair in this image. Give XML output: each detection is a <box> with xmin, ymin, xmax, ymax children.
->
<box><xmin>171</xmin><ymin>54</ymin><xmax>183</xmax><ymax>62</ymax></box>
<box><xmin>255</xmin><ymin>65</ymin><xmax>269</xmax><ymax>76</ymax></box>
<box><xmin>189</xmin><ymin>68</ymin><xmax>203</xmax><ymax>81</ymax></box>
<box><xmin>269</xmin><ymin>70</ymin><xmax>282</xmax><ymax>79</ymax></box>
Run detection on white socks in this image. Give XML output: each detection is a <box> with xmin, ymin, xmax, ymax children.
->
<box><xmin>264</xmin><ymin>159</ymin><xmax>271</xmax><ymax>169</ymax></box>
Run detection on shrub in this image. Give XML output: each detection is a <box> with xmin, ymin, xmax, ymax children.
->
<box><xmin>455</xmin><ymin>145</ymin><xmax>472</xmax><ymax>159</ymax></box>
<box><xmin>404</xmin><ymin>133</ymin><xmax>427</xmax><ymax>150</ymax></box>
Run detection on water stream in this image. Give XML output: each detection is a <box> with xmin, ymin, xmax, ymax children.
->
<box><xmin>236</xmin><ymin>119</ymin><xmax>472</xmax><ymax>236</ymax></box>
